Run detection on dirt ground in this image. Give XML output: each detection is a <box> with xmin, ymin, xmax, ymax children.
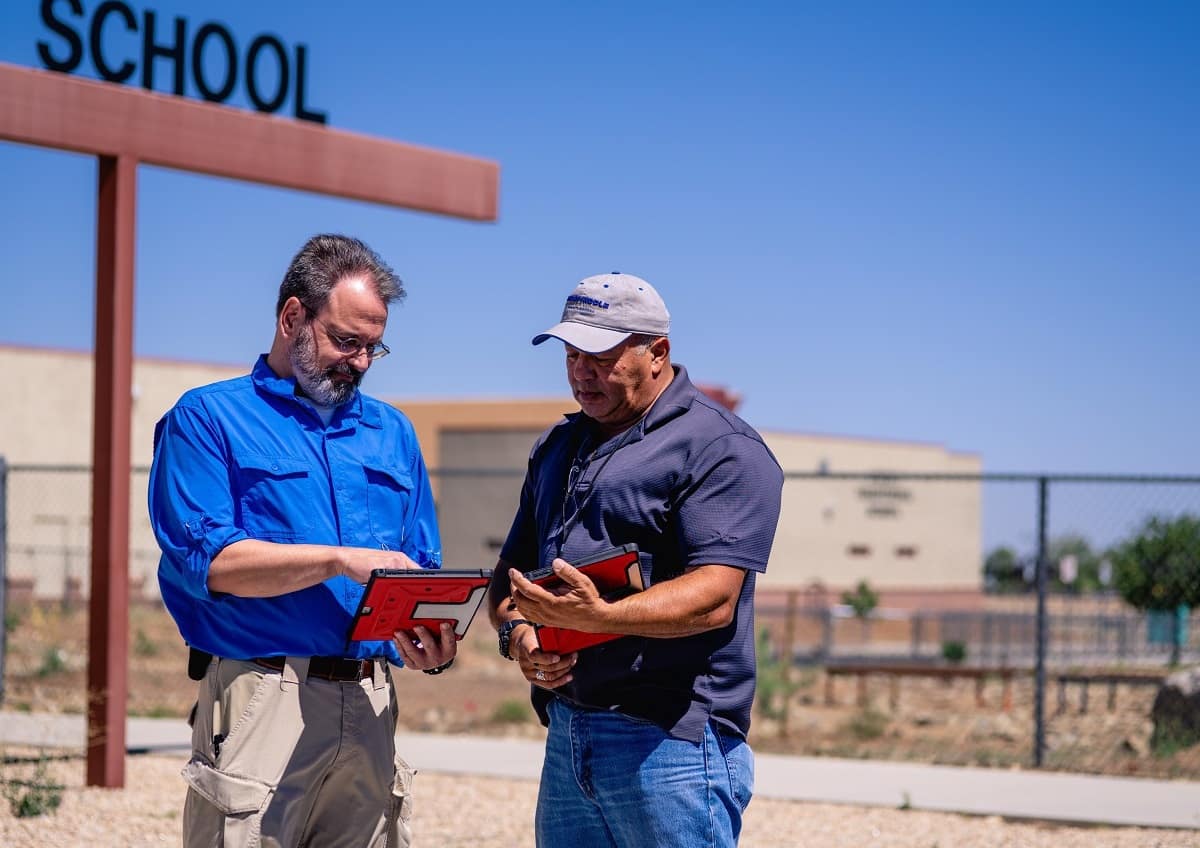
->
<box><xmin>3</xmin><ymin>602</ymin><xmax>1199</xmax><ymax>781</ymax></box>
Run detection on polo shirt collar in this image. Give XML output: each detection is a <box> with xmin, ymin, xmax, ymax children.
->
<box><xmin>641</xmin><ymin>364</ymin><xmax>694</xmax><ymax>433</ymax></box>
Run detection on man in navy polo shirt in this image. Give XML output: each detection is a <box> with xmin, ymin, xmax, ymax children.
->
<box><xmin>149</xmin><ymin>234</ymin><xmax>455</xmax><ymax>847</ymax></box>
<box><xmin>489</xmin><ymin>272</ymin><xmax>783</xmax><ymax>848</ymax></box>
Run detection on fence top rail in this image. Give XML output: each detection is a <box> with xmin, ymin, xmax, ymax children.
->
<box><xmin>6</xmin><ymin>464</ymin><xmax>1200</xmax><ymax>485</ymax></box>
<box><xmin>1053</xmin><ymin>671</ymin><xmax>1166</xmax><ymax>685</ymax></box>
<box><xmin>781</xmin><ymin>471</ymin><xmax>1200</xmax><ymax>484</ymax></box>
<box><xmin>6</xmin><ymin>464</ymin><xmax>153</xmax><ymax>474</ymax></box>
<box><xmin>824</xmin><ymin>661</ymin><xmax>1016</xmax><ymax>679</ymax></box>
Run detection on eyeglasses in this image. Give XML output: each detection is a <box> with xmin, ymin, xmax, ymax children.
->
<box><xmin>304</xmin><ymin>306</ymin><xmax>390</xmax><ymax>361</ymax></box>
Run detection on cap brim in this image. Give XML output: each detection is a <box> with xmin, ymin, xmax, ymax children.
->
<box><xmin>531</xmin><ymin>322</ymin><xmax>632</xmax><ymax>354</ymax></box>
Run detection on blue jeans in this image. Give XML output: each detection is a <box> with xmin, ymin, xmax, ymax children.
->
<box><xmin>535</xmin><ymin>697</ymin><xmax>754</xmax><ymax>848</ymax></box>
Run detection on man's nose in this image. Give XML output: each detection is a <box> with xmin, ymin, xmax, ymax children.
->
<box><xmin>570</xmin><ymin>355</ymin><xmax>596</xmax><ymax>379</ymax></box>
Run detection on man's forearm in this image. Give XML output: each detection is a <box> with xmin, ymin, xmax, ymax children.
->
<box><xmin>208</xmin><ymin>539</ymin><xmax>422</xmax><ymax>597</ymax></box>
<box><xmin>207</xmin><ymin>539</ymin><xmax>343</xmax><ymax>597</ymax></box>
<box><xmin>511</xmin><ymin>563</ymin><xmax>747</xmax><ymax>639</ymax></box>
<box><xmin>587</xmin><ymin>572</ymin><xmax>740</xmax><ymax>637</ymax></box>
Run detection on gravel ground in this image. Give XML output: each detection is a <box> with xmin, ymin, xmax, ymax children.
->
<box><xmin>1</xmin><ymin>753</ymin><xmax>1196</xmax><ymax>847</ymax></box>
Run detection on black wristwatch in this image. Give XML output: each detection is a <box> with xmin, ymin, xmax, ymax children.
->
<box><xmin>498</xmin><ymin>619</ymin><xmax>531</xmax><ymax>660</ymax></box>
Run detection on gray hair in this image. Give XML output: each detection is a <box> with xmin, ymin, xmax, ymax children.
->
<box><xmin>627</xmin><ymin>333</ymin><xmax>661</xmax><ymax>352</ymax></box>
<box><xmin>275</xmin><ymin>234</ymin><xmax>404</xmax><ymax>316</ymax></box>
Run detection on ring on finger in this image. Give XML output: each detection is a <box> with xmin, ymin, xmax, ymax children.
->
<box><xmin>535</xmin><ymin>670</ymin><xmax>546</xmax><ymax>681</ymax></box>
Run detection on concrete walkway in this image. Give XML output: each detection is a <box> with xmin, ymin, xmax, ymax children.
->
<box><xmin>1</xmin><ymin>711</ymin><xmax>1197</xmax><ymax>830</ymax></box>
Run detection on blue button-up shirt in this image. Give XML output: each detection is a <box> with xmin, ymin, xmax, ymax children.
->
<box><xmin>149</xmin><ymin>356</ymin><xmax>441</xmax><ymax>662</ymax></box>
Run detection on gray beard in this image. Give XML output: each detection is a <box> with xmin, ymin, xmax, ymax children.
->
<box><xmin>290</xmin><ymin>324</ymin><xmax>363</xmax><ymax>406</ymax></box>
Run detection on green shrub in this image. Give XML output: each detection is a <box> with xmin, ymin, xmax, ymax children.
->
<box><xmin>941</xmin><ymin>640</ymin><xmax>967</xmax><ymax>664</ymax></box>
<box><xmin>843</xmin><ymin>708</ymin><xmax>888</xmax><ymax>741</ymax></box>
<box><xmin>133</xmin><ymin>628</ymin><xmax>159</xmax><ymax>657</ymax></box>
<box><xmin>1152</xmin><ymin>717</ymin><xmax>1200</xmax><ymax>758</ymax></box>
<box><xmin>490</xmin><ymin>699</ymin><xmax>532</xmax><ymax>724</ymax></box>
<box><xmin>36</xmin><ymin>647</ymin><xmax>67</xmax><ymax>677</ymax></box>
<box><xmin>755</xmin><ymin>627</ymin><xmax>789</xmax><ymax>720</ymax></box>
<box><xmin>4</xmin><ymin>608</ymin><xmax>22</xmax><ymax>634</ymax></box>
<box><xmin>2</xmin><ymin>755</ymin><xmax>64</xmax><ymax>818</ymax></box>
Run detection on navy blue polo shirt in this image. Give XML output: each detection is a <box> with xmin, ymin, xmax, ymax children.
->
<box><xmin>500</xmin><ymin>364</ymin><xmax>783</xmax><ymax>743</ymax></box>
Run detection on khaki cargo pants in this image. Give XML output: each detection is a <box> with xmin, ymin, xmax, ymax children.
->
<box><xmin>182</xmin><ymin>656</ymin><xmax>415</xmax><ymax>848</ymax></box>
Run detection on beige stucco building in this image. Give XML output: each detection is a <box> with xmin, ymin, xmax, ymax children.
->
<box><xmin>1</xmin><ymin>345</ymin><xmax>982</xmax><ymax>603</ymax></box>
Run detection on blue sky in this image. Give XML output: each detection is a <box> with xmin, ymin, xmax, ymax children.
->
<box><xmin>1</xmin><ymin>1</ymin><xmax>1197</xmax><ymax>475</ymax></box>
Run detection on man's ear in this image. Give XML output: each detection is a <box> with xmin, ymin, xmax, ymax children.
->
<box><xmin>279</xmin><ymin>297</ymin><xmax>306</xmax><ymax>338</ymax></box>
<box><xmin>649</xmin><ymin>336</ymin><xmax>670</xmax><ymax>369</ymax></box>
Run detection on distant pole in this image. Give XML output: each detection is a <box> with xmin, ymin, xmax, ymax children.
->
<box><xmin>0</xmin><ymin>455</ymin><xmax>8</xmax><ymax>706</ymax></box>
<box><xmin>1033</xmin><ymin>477</ymin><xmax>1049</xmax><ymax>767</ymax></box>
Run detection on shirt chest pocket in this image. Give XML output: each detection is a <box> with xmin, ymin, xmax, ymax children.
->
<box><xmin>233</xmin><ymin>454</ymin><xmax>315</xmax><ymax>540</ymax></box>
<box><xmin>364</xmin><ymin>462</ymin><xmax>413</xmax><ymax>549</ymax></box>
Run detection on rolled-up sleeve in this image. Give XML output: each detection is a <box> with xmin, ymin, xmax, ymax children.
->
<box><xmin>149</xmin><ymin>403</ymin><xmax>248</xmax><ymax>600</ymax></box>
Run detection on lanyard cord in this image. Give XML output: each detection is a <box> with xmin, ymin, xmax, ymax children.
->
<box><xmin>557</xmin><ymin>418</ymin><xmax>642</xmax><ymax>551</ymax></box>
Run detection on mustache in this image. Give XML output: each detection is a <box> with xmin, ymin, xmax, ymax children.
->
<box><xmin>329</xmin><ymin>363</ymin><xmax>365</xmax><ymax>381</ymax></box>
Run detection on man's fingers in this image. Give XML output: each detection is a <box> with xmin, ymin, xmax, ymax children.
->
<box><xmin>553</xmin><ymin>560</ymin><xmax>590</xmax><ymax>589</ymax></box>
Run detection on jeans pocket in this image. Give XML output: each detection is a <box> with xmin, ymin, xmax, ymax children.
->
<box><xmin>714</xmin><ymin>727</ymin><xmax>754</xmax><ymax>813</ymax></box>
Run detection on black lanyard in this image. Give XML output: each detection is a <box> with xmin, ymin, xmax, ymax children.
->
<box><xmin>556</xmin><ymin>419</ymin><xmax>641</xmax><ymax>552</ymax></box>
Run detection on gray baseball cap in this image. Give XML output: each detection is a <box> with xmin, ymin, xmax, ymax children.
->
<box><xmin>532</xmin><ymin>272</ymin><xmax>671</xmax><ymax>353</ymax></box>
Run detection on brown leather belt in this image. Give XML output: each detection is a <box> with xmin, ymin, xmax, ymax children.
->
<box><xmin>252</xmin><ymin>655</ymin><xmax>375</xmax><ymax>682</ymax></box>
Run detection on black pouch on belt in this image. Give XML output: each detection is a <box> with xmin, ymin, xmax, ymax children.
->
<box><xmin>187</xmin><ymin>646</ymin><xmax>214</xmax><ymax>681</ymax></box>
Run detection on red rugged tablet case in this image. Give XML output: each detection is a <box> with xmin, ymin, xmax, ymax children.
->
<box><xmin>348</xmin><ymin>569</ymin><xmax>493</xmax><ymax>643</ymax></box>
<box><xmin>525</xmin><ymin>544</ymin><xmax>642</xmax><ymax>653</ymax></box>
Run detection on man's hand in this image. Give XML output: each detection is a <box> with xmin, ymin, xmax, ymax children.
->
<box><xmin>509</xmin><ymin>558</ymin><xmax>609</xmax><ymax>631</ymax></box>
<box><xmin>339</xmin><ymin>548</ymin><xmax>420</xmax><ymax>585</ymax></box>
<box><xmin>392</xmin><ymin>622</ymin><xmax>457</xmax><ymax>671</ymax></box>
<box><xmin>508</xmin><ymin>622</ymin><xmax>576</xmax><ymax>689</ymax></box>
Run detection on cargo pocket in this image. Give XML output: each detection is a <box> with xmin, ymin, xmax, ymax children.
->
<box><xmin>182</xmin><ymin>758</ymin><xmax>273</xmax><ymax>847</ymax></box>
<box><xmin>381</xmin><ymin>751</ymin><xmax>416</xmax><ymax>848</ymax></box>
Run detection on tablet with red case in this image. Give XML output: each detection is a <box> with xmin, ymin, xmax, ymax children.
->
<box><xmin>525</xmin><ymin>544</ymin><xmax>642</xmax><ymax>653</ymax></box>
<box><xmin>347</xmin><ymin>569</ymin><xmax>493</xmax><ymax>643</ymax></box>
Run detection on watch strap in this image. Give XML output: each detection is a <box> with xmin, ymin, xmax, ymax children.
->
<box><xmin>498</xmin><ymin>618</ymin><xmax>531</xmax><ymax>660</ymax></box>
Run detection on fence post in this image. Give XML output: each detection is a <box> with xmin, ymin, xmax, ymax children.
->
<box><xmin>0</xmin><ymin>455</ymin><xmax>7</xmax><ymax>706</ymax></box>
<box><xmin>820</xmin><ymin>605</ymin><xmax>833</xmax><ymax>659</ymax></box>
<box><xmin>780</xmin><ymin>590</ymin><xmax>798</xmax><ymax>737</ymax></box>
<box><xmin>910</xmin><ymin>612</ymin><xmax>923</xmax><ymax>660</ymax></box>
<box><xmin>1033</xmin><ymin>477</ymin><xmax>1049</xmax><ymax>767</ymax></box>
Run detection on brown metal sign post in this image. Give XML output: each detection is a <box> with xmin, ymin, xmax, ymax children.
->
<box><xmin>0</xmin><ymin>61</ymin><xmax>500</xmax><ymax>787</ymax></box>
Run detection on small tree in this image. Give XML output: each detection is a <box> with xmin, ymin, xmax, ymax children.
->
<box><xmin>1111</xmin><ymin>515</ymin><xmax>1200</xmax><ymax>666</ymax></box>
<box><xmin>841</xmin><ymin>580</ymin><xmax>879</xmax><ymax>641</ymax></box>
<box><xmin>983</xmin><ymin>546</ymin><xmax>1023</xmax><ymax>593</ymax></box>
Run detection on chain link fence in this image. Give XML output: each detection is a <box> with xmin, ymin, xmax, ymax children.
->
<box><xmin>2</xmin><ymin>462</ymin><xmax>1199</xmax><ymax>771</ymax></box>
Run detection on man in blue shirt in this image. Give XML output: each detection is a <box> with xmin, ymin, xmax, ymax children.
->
<box><xmin>489</xmin><ymin>272</ymin><xmax>784</xmax><ymax>848</ymax></box>
<box><xmin>149</xmin><ymin>234</ymin><xmax>453</xmax><ymax>848</ymax></box>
